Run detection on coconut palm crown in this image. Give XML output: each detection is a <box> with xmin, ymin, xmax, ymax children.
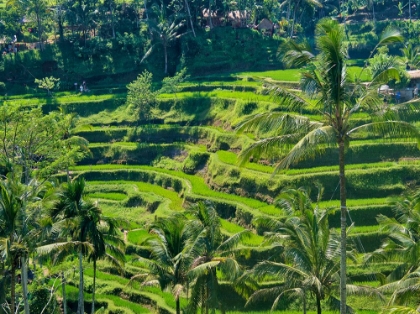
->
<box><xmin>237</xmin><ymin>19</ymin><xmax>420</xmax><ymax>314</ymax></box>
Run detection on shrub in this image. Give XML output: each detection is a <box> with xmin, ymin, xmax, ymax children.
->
<box><xmin>182</xmin><ymin>151</ymin><xmax>210</xmax><ymax>174</ymax></box>
<box><xmin>30</xmin><ymin>281</ymin><xmax>60</xmax><ymax>314</ymax></box>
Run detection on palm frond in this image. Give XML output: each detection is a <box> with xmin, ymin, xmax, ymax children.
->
<box><xmin>217</xmin><ymin>229</ymin><xmax>250</xmax><ymax>253</ymax></box>
<box><xmin>346</xmin><ymin>284</ymin><xmax>385</xmax><ymax>301</ymax></box>
<box><xmin>349</xmin><ymin>121</ymin><xmax>420</xmax><ymax>146</ymax></box>
<box><xmin>275</xmin><ymin>125</ymin><xmax>336</xmax><ymax>171</ymax></box>
<box><xmin>377</xmin><ymin>27</ymin><xmax>404</xmax><ymax>47</ymax></box>
<box><xmin>188</xmin><ymin>260</ymin><xmax>220</xmax><ymax>279</ymax></box>
<box><xmin>383</xmin><ymin>305</ymin><xmax>420</xmax><ymax>314</ymax></box>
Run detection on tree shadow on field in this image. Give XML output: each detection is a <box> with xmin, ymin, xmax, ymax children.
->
<box><xmin>174</xmin><ymin>92</ymin><xmax>213</xmax><ymax>125</ymax></box>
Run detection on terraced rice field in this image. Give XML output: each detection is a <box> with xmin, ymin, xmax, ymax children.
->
<box><xmin>15</xmin><ymin>69</ymin><xmax>420</xmax><ymax>313</ymax></box>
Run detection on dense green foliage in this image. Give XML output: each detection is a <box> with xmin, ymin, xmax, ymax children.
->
<box><xmin>3</xmin><ymin>1</ymin><xmax>420</xmax><ymax>311</ymax></box>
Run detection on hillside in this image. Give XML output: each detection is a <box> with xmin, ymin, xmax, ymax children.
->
<box><xmin>2</xmin><ymin>65</ymin><xmax>419</xmax><ymax>313</ymax></box>
<box><xmin>3</xmin><ymin>6</ymin><xmax>420</xmax><ymax>311</ymax></box>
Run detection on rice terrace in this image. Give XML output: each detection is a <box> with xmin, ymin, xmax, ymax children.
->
<box><xmin>2</xmin><ymin>1</ymin><xmax>420</xmax><ymax>313</ymax></box>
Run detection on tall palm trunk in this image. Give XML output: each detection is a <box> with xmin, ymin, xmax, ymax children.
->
<box><xmin>110</xmin><ymin>3</ymin><xmax>116</xmax><ymax>39</ymax></box>
<box><xmin>58</xmin><ymin>17</ymin><xmax>64</xmax><ymax>42</ymax></box>
<box><xmin>208</xmin><ymin>0</ymin><xmax>213</xmax><ymax>29</ymax></box>
<box><xmin>184</xmin><ymin>0</ymin><xmax>196</xmax><ymax>37</ymax></box>
<box><xmin>338</xmin><ymin>140</ymin><xmax>347</xmax><ymax>314</ymax></box>
<box><xmin>62</xmin><ymin>271</ymin><xmax>67</xmax><ymax>314</ymax></box>
<box><xmin>316</xmin><ymin>295</ymin><xmax>322</xmax><ymax>314</ymax></box>
<box><xmin>36</xmin><ymin>11</ymin><xmax>43</xmax><ymax>46</ymax></box>
<box><xmin>91</xmin><ymin>259</ymin><xmax>97</xmax><ymax>314</ymax></box>
<box><xmin>21</xmin><ymin>256</ymin><xmax>30</xmax><ymax>314</ymax></box>
<box><xmin>409</xmin><ymin>0</ymin><xmax>412</xmax><ymax>21</ymax></box>
<box><xmin>290</xmin><ymin>0</ymin><xmax>301</xmax><ymax>37</ymax></box>
<box><xmin>77</xmin><ymin>251</ymin><xmax>84</xmax><ymax>314</ymax></box>
<box><xmin>144</xmin><ymin>0</ymin><xmax>148</xmax><ymax>20</ymax></box>
<box><xmin>0</xmin><ymin>271</ymin><xmax>6</xmax><ymax>314</ymax></box>
<box><xmin>10</xmin><ymin>261</ymin><xmax>16</xmax><ymax>314</ymax></box>
<box><xmin>22</xmin><ymin>170</ymin><xmax>30</xmax><ymax>314</ymax></box>
<box><xmin>176</xmin><ymin>297</ymin><xmax>180</xmax><ymax>314</ymax></box>
<box><xmin>372</xmin><ymin>1</ymin><xmax>375</xmax><ymax>22</ymax></box>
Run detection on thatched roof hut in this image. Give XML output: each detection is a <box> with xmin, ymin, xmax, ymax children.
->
<box><xmin>257</xmin><ymin>18</ymin><xmax>274</xmax><ymax>36</ymax></box>
<box><xmin>227</xmin><ymin>10</ymin><xmax>248</xmax><ymax>28</ymax></box>
<box><xmin>408</xmin><ymin>70</ymin><xmax>420</xmax><ymax>79</ymax></box>
<box><xmin>257</xmin><ymin>18</ymin><xmax>274</xmax><ymax>31</ymax></box>
<box><xmin>202</xmin><ymin>9</ymin><xmax>222</xmax><ymax>27</ymax></box>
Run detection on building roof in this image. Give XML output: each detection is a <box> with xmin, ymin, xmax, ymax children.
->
<box><xmin>408</xmin><ymin>70</ymin><xmax>420</xmax><ymax>79</ymax></box>
<box><xmin>202</xmin><ymin>9</ymin><xmax>219</xmax><ymax>18</ymax></box>
<box><xmin>227</xmin><ymin>10</ymin><xmax>248</xmax><ymax>21</ymax></box>
<box><xmin>257</xmin><ymin>18</ymin><xmax>274</xmax><ymax>30</ymax></box>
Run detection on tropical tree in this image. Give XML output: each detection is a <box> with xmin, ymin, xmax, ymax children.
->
<box><xmin>0</xmin><ymin>172</ymin><xmax>47</xmax><ymax>314</ymax></box>
<box><xmin>0</xmin><ymin>104</ymin><xmax>88</xmax><ymax>183</ymax></box>
<box><xmin>365</xmin><ymin>189</ymin><xmax>420</xmax><ymax>310</ymax></box>
<box><xmin>126</xmin><ymin>70</ymin><xmax>158</xmax><ymax>122</ymax></box>
<box><xmin>133</xmin><ymin>213</ymin><xmax>189</xmax><ymax>314</ymax></box>
<box><xmin>237</xmin><ymin>19</ymin><xmax>419</xmax><ymax>314</ymax></box>
<box><xmin>280</xmin><ymin>0</ymin><xmax>322</xmax><ymax>37</ymax></box>
<box><xmin>400</xmin><ymin>43</ymin><xmax>420</xmax><ymax>70</ymax></box>
<box><xmin>0</xmin><ymin>104</ymin><xmax>89</xmax><ymax>314</ymax></box>
<box><xmin>185</xmin><ymin>201</ymin><xmax>249</xmax><ymax>313</ymax></box>
<box><xmin>246</xmin><ymin>188</ymin><xmax>380</xmax><ymax>314</ymax></box>
<box><xmin>19</xmin><ymin>0</ymin><xmax>48</xmax><ymax>42</ymax></box>
<box><xmin>38</xmin><ymin>177</ymin><xmax>123</xmax><ymax>314</ymax></box>
<box><xmin>0</xmin><ymin>174</ymin><xmax>25</xmax><ymax>314</ymax></box>
<box><xmin>141</xmin><ymin>17</ymin><xmax>185</xmax><ymax>74</ymax></box>
<box><xmin>87</xmin><ymin>214</ymin><xmax>125</xmax><ymax>314</ymax></box>
<box><xmin>43</xmin><ymin>177</ymin><xmax>95</xmax><ymax>314</ymax></box>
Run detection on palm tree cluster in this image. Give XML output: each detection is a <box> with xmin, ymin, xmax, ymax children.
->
<box><xmin>365</xmin><ymin>189</ymin><xmax>420</xmax><ymax>313</ymax></box>
<box><xmin>237</xmin><ymin>19</ymin><xmax>420</xmax><ymax>314</ymax></box>
<box><xmin>137</xmin><ymin>188</ymin><xmax>386</xmax><ymax>314</ymax></box>
<box><xmin>133</xmin><ymin>201</ymin><xmax>249</xmax><ymax>314</ymax></box>
<box><xmin>0</xmin><ymin>176</ymin><xmax>125</xmax><ymax>314</ymax></box>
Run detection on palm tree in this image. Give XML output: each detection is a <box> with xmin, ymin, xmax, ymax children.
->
<box><xmin>47</xmin><ymin>177</ymin><xmax>94</xmax><ymax>314</ymax></box>
<box><xmin>400</xmin><ymin>43</ymin><xmax>420</xmax><ymax>70</ymax></box>
<box><xmin>141</xmin><ymin>17</ymin><xmax>185</xmax><ymax>74</ymax></box>
<box><xmin>365</xmin><ymin>190</ymin><xmax>420</xmax><ymax>309</ymax></box>
<box><xmin>87</xmin><ymin>214</ymin><xmax>125</xmax><ymax>314</ymax></box>
<box><xmin>248</xmin><ymin>190</ymin><xmax>382</xmax><ymax>314</ymax></box>
<box><xmin>0</xmin><ymin>174</ymin><xmax>24</xmax><ymax>314</ymax></box>
<box><xmin>134</xmin><ymin>213</ymin><xmax>189</xmax><ymax>314</ymax></box>
<box><xmin>0</xmin><ymin>173</ymin><xmax>43</xmax><ymax>314</ymax></box>
<box><xmin>39</xmin><ymin>177</ymin><xmax>124</xmax><ymax>314</ymax></box>
<box><xmin>185</xmin><ymin>201</ymin><xmax>249</xmax><ymax>313</ymax></box>
<box><xmin>247</xmin><ymin>189</ymin><xmax>343</xmax><ymax>314</ymax></box>
<box><xmin>237</xmin><ymin>19</ymin><xmax>419</xmax><ymax>314</ymax></box>
<box><xmin>19</xmin><ymin>0</ymin><xmax>48</xmax><ymax>43</ymax></box>
<box><xmin>281</xmin><ymin>0</ymin><xmax>322</xmax><ymax>37</ymax></box>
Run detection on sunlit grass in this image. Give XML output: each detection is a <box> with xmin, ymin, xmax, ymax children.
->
<box><xmin>319</xmin><ymin>198</ymin><xmax>389</xmax><ymax>208</ymax></box>
<box><xmin>216</xmin><ymin>150</ymin><xmax>415</xmax><ymax>176</ymax></box>
<box><xmin>74</xmin><ymin>165</ymin><xmax>273</xmax><ymax>210</ymax></box>
<box><xmin>220</xmin><ymin>219</ymin><xmax>264</xmax><ymax>246</ymax></box>
<box><xmin>127</xmin><ymin>229</ymin><xmax>152</xmax><ymax>245</ymax></box>
<box><xmin>87</xmin><ymin>192</ymin><xmax>127</xmax><ymax>201</ymax></box>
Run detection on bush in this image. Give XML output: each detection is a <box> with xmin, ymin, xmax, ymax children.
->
<box><xmin>182</xmin><ymin>151</ymin><xmax>209</xmax><ymax>174</ymax></box>
<box><xmin>30</xmin><ymin>281</ymin><xmax>60</xmax><ymax>314</ymax></box>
